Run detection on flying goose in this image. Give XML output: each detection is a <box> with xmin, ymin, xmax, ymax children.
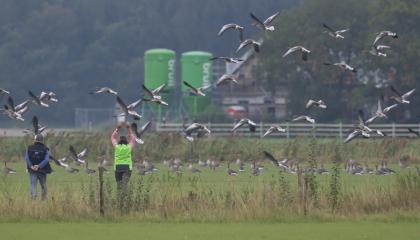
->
<box><xmin>250</xmin><ymin>11</ymin><xmax>280</xmax><ymax>32</ymax></box>
<box><xmin>142</xmin><ymin>84</ymin><xmax>168</xmax><ymax>106</ymax></box>
<box><xmin>232</xmin><ymin>118</ymin><xmax>257</xmax><ymax>132</ymax></box>
<box><xmin>69</xmin><ymin>145</ymin><xmax>87</xmax><ymax>165</ymax></box>
<box><xmin>210</xmin><ymin>57</ymin><xmax>244</xmax><ymax>64</ymax></box>
<box><xmin>227</xmin><ymin>162</ymin><xmax>238</xmax><ymax>176</ymax></box>
<box><xmin>215</xmin><ymin>74</ymin><xmax>239</xmax><ymax>86</ymax></box>
<box><xmin>373</xmin><ymin>31</ymin><xmax>398</xmax><ymax>46</ymax></box>
<box><xmin>183</xmin><ymin>123</ymin><xmax>211</xmax><ymax>142</ymax></box>
<box><xmin>263</xmin><ymin>151</ymin><xmax>289</xmax><ymax>171</ymax></box>
<box><xmin>305</xmin><ymin>99</ymin><xmax>327</xmax><ymax>110</ymax></box>
<box><xmin>183</xmin><ymin>81</ymin><xmax>210</xmax><ymax>96</ymax></box>
<box><xmin>369</xmin><ymin>44</ymin><xmax>391</xmax><ymax>57</ymax></box>
<box><xmin>40</xmin><ymin>91</ymin><xmax>58</xmax><ymax>103</ymax></box>
<box><xmin>0</xmin><ymin>88</ymin><xmax>10</xmax><ymax>95</ymax></box>
<box><xmin>28</xmin><ymin>90</ymin><xmax>50</xmax><ymax>107</ymax></box>
<box><xmin>366</xmin><ymin>96</ymin><xmax>398</xmax><ymax>124</ymax></box>
<box><xmin>23</xmin><ymin>116</ymin><xmax>47</xmax><ymax>135</ymax></box>
<box><xmin>263</xmin><ymin>125</ymin><xmax>286</xmax><ymax>137</ymax></box>
<box><xmin>3</xmin><ymin>97</ymin><xmax>28</xmax><ymax>121</ymax></box>
<box><xmin>407</xmin><ymin>128</ymin><xmax>420</xmax><ymax>138</ymax></box>
<box><xmin>236</xmin><ymin>39</ymin><xmax>261</xmax><ymax>53</ymax></box>
<box><xmin>292</xmin><ymin>115</ymin><xmax>315</xmax><ymax>124</ymax></box>
<box><xmin>3</xmin><ymin>161</ymin><xmax>16</xmax><ymax>174</ymax></box>
<box><xmin>283</xmin><ymin>46</ymin><xmax>311</xmax><ymax>61</ymax></box>
<box><xmin>322</xmin><ymin>23</ymin><xmax>349</xmax><ymax>39</ymax></box>
<box><xmin>50</xmin><ymin>156</ymin><xmax>79</xmax><ymax>173</ymax></box>
<box><xmin>131</xmin><ymin>121</ymin><xmax>152</xmax><ymax>144</ymax></box>
<box><xmin>324</xmin><ymin>62</ymin><xmax>357</xmax><ymax>73</ymax></box>
<box><xmin>90</xmin><ymin>87</ymin><xmax>118</xmax><ymax>95</ymax></box>
<box><xmin>217</xmin><ymin>23</ymin><xmax>244</xmax><ymax>41</ymax></box>
<box><xmin>390</xmin><ymin>86</ymin><xmax>415</xmax><ymax>104</ymax></box>
<box><xmin>116</xmin><ymin>96</ymin><xmax>143</xmax><ymax>120</ymax></box>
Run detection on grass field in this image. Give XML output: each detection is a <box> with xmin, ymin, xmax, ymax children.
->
<box><xmin>1</xmin><ymin>135</ymin><xmax>420</xmax><ymax>223</ymax></box>
<box><xmin>1</xmin><ymin>221</ymin><xmax>419</xmax><ymax>240</ymax></box>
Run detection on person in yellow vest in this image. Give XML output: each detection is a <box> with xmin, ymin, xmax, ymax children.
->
<box><xmin>111</xmin><ymin>123</ymin><xmax>135</xmax><ymax>186</ymax></box>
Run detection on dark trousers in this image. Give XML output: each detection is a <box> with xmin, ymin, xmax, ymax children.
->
<box><xmin>115</xmin><ymin>170</ymin><xmax>131</xmax><ymax>213</ymax></box>
<box><xmin>29</xmin><ymin>171</ymin><xmax>47</xmax><ymax>200</ymax></box>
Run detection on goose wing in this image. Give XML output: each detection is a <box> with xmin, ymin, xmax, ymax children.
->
<box><xmin>390</xmin><ymin>86</ymin><xmax>402</xmax><ymax>97</ymax></box>
<box><xmin>152</xmin><ymin>84</ymin><xmax>166</xmax><ymax>94</ymax></box>
<box><xmin>116</xmin><ymin>96</ymin><xmax>128</xmax><ymax>114</ymax></box>
<box><xmin>236</xmin><ymin>39</ymin><xmax>252</xmax><ymax>52</ymax></box>
<box><xmin>344</xmin><ymin>130</ymin><xmax>361</xmax><ymax>143</ymax></box>
<box><xmin>250</xmin><ymin>13</ymin><xmax>266</xmax><ymax>29</ymax></box>
<box><xmin>264</xmin><ymin>11</ymin><xmax>280</xmax><ymax>25</ymax></box>
<box><xmin>7</xmin><ymin>97</ymin><xmax>15</xmax><ymax>111</ymax></box>
<box><xmin>263</xmin><ymin>151</ymin><xmax>279</xmax><ymax>166</ymax></box>
<box><xmin>142</xmin><ymin>84</ymin><xmax>155</xmax><ymax>97</ymax></box>
<box><xmin>322</xmin><ymin>23</ymin><xmax>336</xmax><ymax>33</ymax></box>
<box><xmin>183</xmin><ymin>81</ymin><xmax>197</xmax><ymax>91</ymax></box>
<box><xmin>218</xmin><ymin>24</ymin><xmax>239</xmax><ymax>36</ymax></box>
<box><xmin>282</xmin><ymin>46</ymin><xmax>301</xmax><ymax>58</ymax></box>
<box><xmin>69</xmin><ymin>145</ymin><xmax>78</xmax><ymax>159</ymax></box>
<box><xmin>127</xmin><ymin>99</ymin><xmax>143</xmax><ymax>109</ymax></box>
<box><xmin>139</xmin><ymin>121</ymin><xmax>152</xmax><ymax>138</ymax></box>
<box><xmin>383</xmin><ymin>104</ymin><xmax>398</xmax><ymax>113</ymax></box>
<box><xmin>32</xmin><ymin>116</ymin><xmax>39</xmax><ymax>134</ymax></box>
<box><xmin>402</xmin><ymin>89</ymin><xmax>415</xmax><ymax>99</ymax></box>
<box><xmin>28</xmin><ymin>90</ymin><xmax>39</xmax><ymax>103</ymax></box>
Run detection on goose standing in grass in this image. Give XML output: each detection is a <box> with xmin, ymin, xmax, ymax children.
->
<box><xmin>217</xmin><ymin>23</ymin><xmax>244</xmax><ymax>41</ymax></box>
<box><xmin>215</xmin><ymin>74</ymin><xmax>239</xmax><ymax>87</ymax></box>
<box><xmin>232</xmin><ymin>118</ymin><xmax>257</xmax><ymax>132</ymax></box>
<box><xmin>263</xmin><ymin>125</ymin><xmax>286</xmax><ymax>137</ymax></box>
<box><xmin>305</xmin><ymin>99</ymin><xmax>327</xmax><ymax>110</ymax></box>
<box><xmin>210</xmin><ymin>57</ymin><xmax>244</xmax><ymax>64</ymax></box>
<box><xmin>183</xmin><ymin>81</ymin><xmax>210</xmax><ymax>96</ymax></box>
<box><xmin>0</xmin><ymin>88</ymin><xmax>10</xmax><ymax>95</ymax></box>
<box><xmin>116</xmin><ymin>96</ymin><xmax>143</xmax><ymax>120</ymax></box>
<box><xmin>236</xmin><ymin>39</ymin><xmax>261</xmax><ymax>53</ymax></box>
<box><xmin>324</xmin><ymin>62</ymin><xmax>357</xmax><ymax>73</ymax></box>
<box><xmin>292</xmin><ymin>115</ymin><xmax>315</xmax><ymax>124</ymax></box>
<box><xmin>380</xmin><ymin>161</ymin><xmax>395</xmax><ymax>174</ymax></box>
<box><xmin>322</xmin><ymin>23</ymin><xmax>349</xmax><ymax>39</ymax></box>
<box><xmin>407</xmin><ymin>128</ymin><xmax>420</xmax><ymax>138</ymax></box>
<box><xmin>131</xmin><ymin>121</ymin><xmax>151</xmax><ymax>144</ymax></box>
<box><xmin>250</xmin><ymin>11</ymin><xmax>280</xmax><ymax>32</ymax></box>
<box><xmin>390</xmin><ymin>86</ymin><xmax>415</xmax><ymax>104</ymax></box>
<box><xmin>283</xmin><ymin>46</ymin><xmax>311</xmax><ymax>61</ymax></box>
<box><xmin>3</xmin><ymin>161</ymin><xmax>16</xmax><ymax>174</ymax></box>
<box><xmin>90</xmin><ymin>87</ymin><xmax>118</xmax><ymax>95</ymax></box>
<box><xmin>85</xmin><ymin>160</ymin><xmax>96</xmax><ymax>175</ymax></box>
<box><xmin>188</xmin><ymin>164</ymin><xmax>201</xmax><ymax>173</ymax></box>
<box><xmin>366</xmin><ymin>96</ymin><xmax>398</xmax><ymax>124</ymax></box>
<box><xmin>69</xmin><ymin>145</ymin><xmax>87</xmax><ymax>165</ymax></box>
<box><xmin>227</xmin><ymin>162</ymin><xmax>238</xmax><ymax>176</ymax></box>
<box><xmin>251</xmin><ymin>161</ymin><xmax>261</xmax><ymax>176</ymax></box>
<box><xmin>236</xmin><ymin>158</ymin><xmax>245</xmax><ymax>172</ymax></box>
<box><xmin>373</xmin><ymin>31</ymin><xmax>398</xmax><ymax>46</ymax></box>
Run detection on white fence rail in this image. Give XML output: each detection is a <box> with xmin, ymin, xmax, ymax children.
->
<box><xmin>156</xmin><ymin>122</ymin><xmax>420</xmax><ymax>139</ymax></box>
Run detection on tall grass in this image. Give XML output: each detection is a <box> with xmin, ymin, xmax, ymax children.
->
<box><xmin>0</xmin><ymin>133</ymin><xmax>420</xmax><ymax>221</ymax></box>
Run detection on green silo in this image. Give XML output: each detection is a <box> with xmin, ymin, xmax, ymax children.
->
<box><xmin>144</xmin><ymin>49</ymin><xmax>176</xmax><ymax>90</ymax></box>
<box><xmin>181</xmin><ymin>51</ymin><xmax>213</xmax><ymax>118</ymax></box>
<box><xmin>181</xmin><ymin>51</ymin><xmax>213</xmax><ymax>91</ymax></box>
<box><xmin>144</xmin><ymin>49</ymin><xmax>176</xmax><ymax>121</ymax></box>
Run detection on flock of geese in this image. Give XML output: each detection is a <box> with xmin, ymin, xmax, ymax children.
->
<box><xmin>1</xmin><ymin>11</ymin><xmax>419</xmax><ymax>177</ymax></box>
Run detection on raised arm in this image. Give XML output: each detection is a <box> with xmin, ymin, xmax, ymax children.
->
<box><xmin>128</xmin><ymin>124</ymin><xmax>135</xmax><ymax>147</ymax></box>
<box><xmin>111</xmin><ymin>126</ymin><xmax>120</xmax><ymax>147</ymax></box>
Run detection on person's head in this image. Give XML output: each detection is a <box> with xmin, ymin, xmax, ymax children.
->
<box><xmin>118</xmin><ymin>136</ymin><xmax>128</xmax><ymax>145</ymax></box>
<box><xmin>34</xmin><ymin>134</ymin><xmax>44</xmax><ymax>143</ymax></box>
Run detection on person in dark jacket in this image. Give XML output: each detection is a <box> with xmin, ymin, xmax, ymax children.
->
<box><xmin>24</xmin><ymin>134</ymin><xmax>51</xmax><ymax>200</ymax></box>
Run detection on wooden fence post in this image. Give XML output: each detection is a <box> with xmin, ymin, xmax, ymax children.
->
<box><xmin>98</xmin><ymin>167</ymin><xmax>105</xmax><ymax>216</ymax></box>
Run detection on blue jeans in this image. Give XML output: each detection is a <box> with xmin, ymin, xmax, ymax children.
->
<box><xmin>29</xmin><ymin>171</ymin><xmax>47</xmax><ymax>200</ymax></box>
